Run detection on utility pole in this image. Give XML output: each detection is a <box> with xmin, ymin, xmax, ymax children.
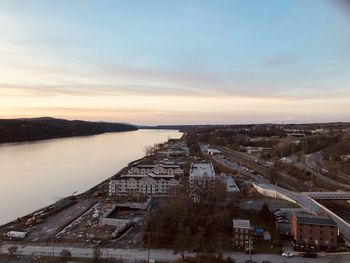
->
<box><xmin>51</xmin><ymin>234</ymin><xmax>55</xmax><ymax>257</ymax></box>
<box><xmin>147</xmin><ymin>232</ymin><xmax>150</xmax><ymax>263</ymax></box>
<box><xmin>249</xmin><ymin>235</ymin><xmax>253</xmax><ymax>262</ymax></box>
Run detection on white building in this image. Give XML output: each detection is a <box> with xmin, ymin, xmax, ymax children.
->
<box><xmin>189</xmin><ymin>162</ymin><xmax>216</xmax><ymax>189</ymax></box>
<box><xmin>128</xmin><ymin>164</ymin><xmax>184</xmax><ymax>176</ymax></box>
<box><xmin>109</xmin><ymin>164</ymin><xmax>183</xmax><ymax>197</ymax></box>
<box><xmin>224</xmin><ymin>175</ymin><xmax>240</xmax><ymax>192</ymax></box>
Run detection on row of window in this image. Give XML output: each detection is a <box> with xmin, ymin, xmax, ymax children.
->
<box><xmin>234</xmin><ymin>240</ymin><xmax>248</xmax><ymax>246</ymax></box>
<box><xmin>234</xmin><ymin>234</ymin><xmax>249</xmax><ymax>240</ymax></box>
<box><xmin>299</xmin><ymin>236</ymin><xmax>334</xmax><ymax>243</ymax></box>
<box><xmin>299</xmin><ymin>228</ymin><xmax>335</xmax><ymax>236</ymax></box>
<box><xmin>234</xmin><ymin>228</ymin><xmax>249</xmax><ymax>233</ymax></box>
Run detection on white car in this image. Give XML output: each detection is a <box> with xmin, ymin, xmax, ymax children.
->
<box><xmin>282</xmin><ymin>251</ymin><xmax>294</xmax><ymax>257</ymax></box>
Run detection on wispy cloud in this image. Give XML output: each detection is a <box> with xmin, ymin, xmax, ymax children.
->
<box><xmin>263</xmin><ymin>53</ymin><xmax>295</xmax><ymax>67</ymax></box>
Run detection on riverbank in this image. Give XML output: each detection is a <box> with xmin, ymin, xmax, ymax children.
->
<box><xmin>0</xmin><ymin>117</ymin><xmax>138</xmax><ymax>144</ymax></box>
<box><xmin>0</xmin><ymin>129</ymin><xmax>183</xmax><ymax>225</ymax></box>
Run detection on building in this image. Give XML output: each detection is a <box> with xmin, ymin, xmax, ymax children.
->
<box><xmin>207</xmin><ymin>148</ymin><xmax>222</xmax><ymax>156</ymax></box>
<box><xmin>219</xmin><ymin>174</ymin><xmax>240</xmax><ymax>192</ymax></box>
<box><xmin>233</xmin><ymin>219</ymin><xmax>251</xmax><ymax>248</ymax></box>
<box><xmin>244</xmin><ymin>146</ymin><xmax>272</xmax><ymax>156</ymax></box>
<box><xmin>189</xmin><ymin>162</ymin><xmax>216</xmax><ymax>189</ymax></box>
<box><xmin>128</xmin><ymin>164</ymin><xmax>184</xmax><ymax>176</ymax></box>
<box><xmin>109</xmin><ymin>163</ymin><xmax>183</xmax><ymax>197</ymax></box>
<box><xmin>291</xmin><ymin>214</ymin><xmax>338</xmax><ymax>249</ymax></box>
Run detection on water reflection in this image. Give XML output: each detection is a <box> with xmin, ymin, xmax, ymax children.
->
<box><xmin>0</xmin><ymin>129</ymin><xmax>182</xmax><ymax>225</ymax></box>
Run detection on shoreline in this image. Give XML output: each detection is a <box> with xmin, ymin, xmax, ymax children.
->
<box><xmin>0</xmin><ymin>133</ymin><xmax>179</xmax><ymax>228</ymax></box>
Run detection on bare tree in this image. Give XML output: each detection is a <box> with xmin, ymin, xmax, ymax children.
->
<box><xmin>8</xmin><ymin>245</ymin><xmax>18</xmax><ymax>256</ymax></box>
<box><xmin>59</xmin><ymin>249</ymin><xmax>72</xmax><ymax>262</ymax></box>
<box><xmin>94</xmin><ymin>246</ymin><xmax>102</xmax><ymax>263</ymax></box>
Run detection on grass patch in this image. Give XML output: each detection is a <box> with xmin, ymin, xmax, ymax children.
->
<box><xmin>254</xmin><ymin>243</ymin><xmax>283</xmax><ymax>254</ymax></box>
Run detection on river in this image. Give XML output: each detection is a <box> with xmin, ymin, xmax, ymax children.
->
<box><xmin>0</xmin><ymin>129</ymin><xmax>182</xmax><ymax>225</ymax></box>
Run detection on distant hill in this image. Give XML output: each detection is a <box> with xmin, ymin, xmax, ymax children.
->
<box><xmin>0</xmin><ymin>117</ymin><xmax>138</xmax><ymax>143</ymax></box>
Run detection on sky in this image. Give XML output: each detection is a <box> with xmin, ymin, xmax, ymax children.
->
<box><xmin>0</xmin><ymin>0</ymin><xmax>350</xmax><ymax>125</ymax></box>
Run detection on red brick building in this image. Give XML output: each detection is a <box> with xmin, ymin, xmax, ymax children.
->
<box><xmin>233</xmin><ymin>219</ymin><xmax>251</xmax><ymax>248</ymax></box>
<box><xmin>291</xmin><ymin>214</ymin><xmax>338</xmax><ymax>249</ymax></box>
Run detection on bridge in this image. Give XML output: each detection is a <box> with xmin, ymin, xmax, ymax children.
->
<box><xmin>305</xmin><ymin>191</ymin><xmax>350</xmax><ymax>200</ymax></box>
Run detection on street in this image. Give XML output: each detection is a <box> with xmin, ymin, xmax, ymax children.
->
<box><xmin>2</xmin><ymin>243</ymin><xmax>350</xmax><ymax>262</ymax></box>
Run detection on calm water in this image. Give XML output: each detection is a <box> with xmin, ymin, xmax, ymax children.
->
<box><xmin>0</xmin><ymin>129</ymin><xmax>182</xmax><ymax>225</ymax></box>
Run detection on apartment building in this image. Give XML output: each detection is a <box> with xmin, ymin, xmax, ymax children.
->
<box><xmin>109</xmin><ymin>163</ymin><xmax>183</xmax><ymax>197</ymax></box>
<box><xmin>128</xmin><ymin>164</ymin><xmax>184</xmax><ymax>176</ymax></box>
<box><xmin>233</xmin><ymin>219</ymin><xmax>251</xmax><ymax>248</ymax></box>
<box><xmin>291</xmin><ymin>214</ymin><xmax>338</xmax><ymax>249</ymax></box>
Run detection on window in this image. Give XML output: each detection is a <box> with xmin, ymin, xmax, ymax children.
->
<box><xmin>300</xmin><ymin>235</ymin><xmax>303</xmax><ymax>239</ymax></box>
<box><xmin>320</xmin><ymin>230</ymin><xmax>323</xmax><ymax>234</ymax></box>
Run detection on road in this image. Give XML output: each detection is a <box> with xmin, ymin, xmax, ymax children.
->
<box><xmin>216</xmin><ymin>147</ymin><xmax>310</xmax><ymax>192</ymax></box>
<box><xmin>306</xmin><ymin>152</ymin><xmax>350</xmax><ymax>183</ymax></box>
<box><xmin>296</xmin><ymin>153</ymin><xmax>350</xmax><ymax>191</ymax></box>
<box><xmin>26</xmin><ymin>199</ymin><xmax>95</xmax><ymax>242</ymax></box>
<box><xmin>1</xmin><ymin>243</ymin><xmax>350</xmax><ymax>262</ymax></box>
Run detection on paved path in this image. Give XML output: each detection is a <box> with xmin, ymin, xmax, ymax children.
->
<box><xmin>27</xmin><ymin>199</ymin><xmax>95</xmax><ymax>242</ymax></box>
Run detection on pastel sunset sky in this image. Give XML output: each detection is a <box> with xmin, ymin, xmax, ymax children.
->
<box><xmin>1</xmin><ymin>0</ymin><xmax>349</xmax><ymax>124</ymax></box>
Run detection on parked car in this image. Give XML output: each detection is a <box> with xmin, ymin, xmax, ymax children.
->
<box><xmin>282</xmin><ymin>251</ymin><xmax>294</xmax><ymax>257</ymax></box>
<box><xmin>275</xmin><ymin>214</ymin><xmax>285</xmax><ymax>218</ymax></box>
<box><xmin>276</xmin><ymin>217</ymin><xmax>287</xmax><ymax>221</ymax></box>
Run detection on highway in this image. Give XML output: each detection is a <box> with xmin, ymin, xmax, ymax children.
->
<box><xmin>319</xmin><ymin>200</ymin><xmax>350</xmax><ymax>223</ymax></box>
<box><xmin>306</xmin><ymin>152</ymin><xmax>350</xmax><ymax>183</ymax></box>
<box><xmin>1</xmin><ymin>243</ymin><xmax>350</xmax><ymax>262</ymax></box>
<box><xmin>216</xmin><ymin>146</ymin><xmax>310</xmax><ymax>192</ymax></box>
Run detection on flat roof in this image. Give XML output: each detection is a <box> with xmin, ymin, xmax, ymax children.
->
<box><xmin>190</xmin><ymin>163</ymin><xmax>215</xmax><ymax>177</ymax></box>
<box><xmin>226</xmin><ymin>176</ymin><xmax>240</xmax><ymax>192</ymax></box>
<box><xmin>233</xmin><ymin>219</ymin><xmax>250</xmax><ymax>229</ymax></box>
<box><xmin>296</xmin><ymin>214</ymin><xmax>337</xmax><ymax>227</ymax></box>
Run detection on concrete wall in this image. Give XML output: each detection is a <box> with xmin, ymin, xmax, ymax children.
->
<box><xmin>99</xmin><ymin>217</ymin><xmax>129</xmax><ymax>228</ymax></box>
<box><xmin>115</xmin><ymin>197</ymin><xmax>152</xmax><ymax>210</ymax></box>
<box><xmin>252</xmin><ymin>183</ymin><xmax>298</xmax><ymax>205</ymax></box>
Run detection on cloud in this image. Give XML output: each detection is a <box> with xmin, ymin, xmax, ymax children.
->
<box><xmin>0</xmin><ymin>42</ymin><xmax>349</xmax><ymax>101</ymax></box>
<box><xmin>263</xmin><ymin>53</ymin><xmax>295</xmax><ymax>67</ymax></box>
